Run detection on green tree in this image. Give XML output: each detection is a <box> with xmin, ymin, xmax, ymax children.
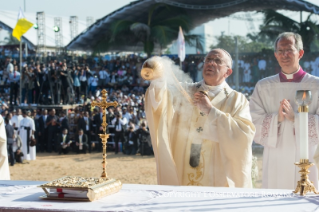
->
<box><xmin>4</xmin><ymin>33</ymin><xmax>19</xmax><ymax>45</ymax></box>
<box><xmin>95</xmin><ymin>4</ymin><xmax>203</xmax><ymax>57</ymax></box>
<box><xmin>259</xmin><ymin>9</ymin><xmax>319</xmax><ymax>52</ymax></box>
<box><xmin>246</xmin><ymin>32</ymin><xmax>273</xmax><ymax>47</ymax></box>
<box><xmin>210</xmin><ymin>35</ymin><xmax>271</xmax><ymax>53</ymax></box>
<box><xmin>310</xmin><ymin>36</ymin><xmax>319</xmax><ymax>52</ymax></box>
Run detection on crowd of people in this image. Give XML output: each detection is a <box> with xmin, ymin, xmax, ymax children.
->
<box><xmin>1</xmin><ymin>48</ymin><xmax>319</xmax><ymax>165</ymax></box>
<box><xmin>0</xmin><ymin>55</ymin><xmax>152</xmax><ymax>106</ymax></box>
<box><xmin>2</xmin><ymin>102</ymin><xmax>153</xmax><ymax>165</ymax></box>
<box><xmin>1</xmin><ymin>51</ymin><xmax>319</xmax><ymax>106</ymax></box>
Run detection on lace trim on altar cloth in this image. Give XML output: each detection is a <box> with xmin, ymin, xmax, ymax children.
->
<box><xmin>308</xmin><ymin>115</ymin><xmax>319</xmax><ymax>146</ymax></box>
<box><xmin>260</xmin><ymin>114</ymin><xmax>272</xmax><ymax>145</ymax></box>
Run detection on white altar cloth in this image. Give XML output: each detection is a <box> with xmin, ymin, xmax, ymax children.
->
<box><xmin>1</xmin><ymin>180</ymin><xmax>319</xmax><ymax>211</ymax></box>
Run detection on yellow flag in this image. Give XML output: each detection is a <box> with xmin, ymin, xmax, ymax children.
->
<box><xmin>12</xmin><ymin>9</ymin><xmax>33</xmax><ymax>41</ymax></box>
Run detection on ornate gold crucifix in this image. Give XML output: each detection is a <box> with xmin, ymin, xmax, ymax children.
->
<box><xmin>91</xmin><ymin>89</ymin><xmax>118</xmax><ymax>179</ymax></box>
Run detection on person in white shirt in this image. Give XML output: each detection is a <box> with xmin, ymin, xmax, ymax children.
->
<box><xmin>4</xmin><ymin>49</ymin><xmax>11</xmax><ymax>56</ymax></box>
<box><xmin>58</xmin><ymin>129</ymin><xmax>71</xmax><ymax>155</ymax></box>
<box><xmin>238</xmin><ymin>58</ymin><xmax>245</xmax><ymax>83</ymax></box>
<box><xmin>11</xmin><ymin>109</ymin><xmax>23</xmax><ymax>132</ymax></box>
<box><xmin>4</xmin><ymin>57</ymin><xmax>13</xmax><ymax>85</ymax></box>
<box><xmin>75</xmin><ymin>129</ymin><xmax>88</xmax><ymax>153</ymax></box>
<box><xmin>98</xmin><ymin>68</ymin><xmax>109</xmax><ymax>87</ymax></box>
<box><xmin>258</xmin><ymin>57</ymin><xmax>267</xmax><ymax>78</ymax></box>
<box><xmin>108</xmin><ymin>72</ymin><xmax>118</xmax><ymax>93</ymax></box>
<box><xmin>110</xmin><ymin>72</ymin><xmax>117</xmax><ymax>84</ymax></box>
<box><xmin>9</xmin><ymin>65</ymin><xmax>20</xmax><ymax>105</ymax></box>
<box><xmin>122</xmin><ymin>107</ymin><xmax>131</xmax><ymax>125</ymax></box>
<box><xmin>111</xmin><ymin>114</ymin><xmax>127</xmax><ymax>154</ymax></box>
<box><xmin>88</xmin><ymin>74</ymin><xmax>99</xmax><ymax>96</ymax></box>
<box><xmin>243</xmin><ymin>63</ymin><xmax>251</xmax><ymax>83</ymax></box>
<box><xmin>80</xmin><ymin>66</ymin><xmax>89</xmax><ymax>100</ymax></box>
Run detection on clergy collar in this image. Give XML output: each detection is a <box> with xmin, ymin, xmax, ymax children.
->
<box><xmin>279</xmin><ymin>66</ymin><xmax>306</xmax><ymax>82</ymax></box>
<box><xmin>201</xmin><ymin>80</ymin><xmax>226</xmax><ymax>92</ymax></box>
<box><xmin>281</xmin><ymin>67</ymin><xmax>299</xmax><ymax>79</ymax></box>
<box><xmin>200</xmin><ymin>80</ymin><xmax>226</xmax><ymax>97</ymax></box>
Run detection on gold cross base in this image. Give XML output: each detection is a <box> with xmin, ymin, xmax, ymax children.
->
<box><xmin>99</xmin><ymin>133</ymin><xmax>109</xmax><ymax>179</ymax></box>
<box><xmin>293</xmin><ymin>159</ymin><xmax>319</xmax><ymax>196</ymax></box>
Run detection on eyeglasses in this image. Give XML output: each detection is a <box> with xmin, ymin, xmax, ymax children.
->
<box><xmin>204</xmin><ymin>58</ymin><xmax>229</xmax><ymax>67</ymax></box>
<box><xmin>275</xmin><ymin>48</ymin><xmax>296</xmax><ymax>55</ymax></box>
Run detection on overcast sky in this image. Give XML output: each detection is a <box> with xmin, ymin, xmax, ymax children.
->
<box><xmin>2</xmin><ymin>0</ymin><xmax>319</xmax><ymax>42</ymax></box>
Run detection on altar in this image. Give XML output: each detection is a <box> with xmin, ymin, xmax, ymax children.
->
<box><xmin>1</xmin><ymin>180</ymin><xmax>319</xmax><ymax>211</ymax></box>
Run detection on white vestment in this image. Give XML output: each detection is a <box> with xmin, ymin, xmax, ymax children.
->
<box><xmin>243</xmin><ymin>69</ymin><xmax>251</xmax><ymax>83</ymax></box>
<box><xmin>0</xmin><ymin>116</ymin><xmax>9</xmax><ymax>180</ymax></box>
<box><xmin>11</xmin><ymin>115</ymin><xmax>23</xmax><ymax>129</ymax></box>
<box><xmin>258</xmin><ymin>60</ymin><xmax>266</xmax><ymax>71</ymax></box>
<box><xmin>250</xmin><ymin>73</ymin><xmax>319</xmax><ymax>189</ymax></box>
<box><xmin>19</xmin><ymin>117</ymin><xmax>36</xmax><ymax>161</ymax></box>
<box><xmin>146</xmin><ymin>79</ymin><xmax>255</xmax><ymax>187</ymax></box>
<box><xmin>243</xmin><ymin>63</ymin><xmax>251</xmax><ymax>83</ymax></box>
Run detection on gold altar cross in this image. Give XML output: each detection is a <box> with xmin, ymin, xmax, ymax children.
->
<box><xmin>91</xmin><ymin>89</ymin><xmax>118</xmax><ymax>133</ymax></box>
<box><xmin>91</xmin><ymin>89</ymin><xmax>118</xmax><ymax>178</ymax></box>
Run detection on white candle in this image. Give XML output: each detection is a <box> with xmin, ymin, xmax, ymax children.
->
<box><xmin>299</xmin><ymin>112</ymin><xmax>308</xmax><ymax>159</ymax></box>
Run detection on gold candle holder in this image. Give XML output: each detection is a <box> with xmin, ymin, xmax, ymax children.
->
<box><xmin>293</xmin><ymin>159</ymin><xmax>319</xmax><ymax>196</ymax></box>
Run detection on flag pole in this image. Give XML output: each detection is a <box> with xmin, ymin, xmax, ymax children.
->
<box><xmin>19</xmin><ymin>39</ymin><xmax>22</xmax><ymax>105</ymax></box>
<box><xmin>12</xmin><ymin>8</ymin><xmax>33</xmax><ymax>105</ymax></box>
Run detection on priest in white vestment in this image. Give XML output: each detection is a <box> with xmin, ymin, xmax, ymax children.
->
<box><xmin>0</xmin><ymin>115</ymin><xmax>9</xmax><ymax>180</ymax></box>
<box><xmin>250</xmin><ymin>32</ymin><xmax>319</xmax><ymax>190</ymax></box>
<box><xmin>19</xmin><ymin>110</ymin><xmax>35</xmax><ymax>161</ymax></box>
<box><xmin>144</xmin><ymin>49</ymin><xmax>256</xmax><ymax>187</ymax></box>
<box><xmin>11</xmin><ymin>109</ymin><xmax>23</xmax><ymax>130</ymax></box>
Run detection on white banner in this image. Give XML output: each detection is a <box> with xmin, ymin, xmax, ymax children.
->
<box><xmin>177</xmin><ymin>26</ymin><xmax>185</xmax><ymax>62</ymax></box>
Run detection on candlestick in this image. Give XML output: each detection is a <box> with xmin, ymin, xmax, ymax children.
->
<box><xmin>294</xmin><ymin>90</ymin><xmax>317</xmax><ymax>196</ymax></box>
<box><xmin>299</xmin><ymin>106</ymin><xmax>308</xmax><ymax>159</ymax></box>
<box><xmin>295</xmin><ymin>90</ymin><xmax>312</xmax><ymax>160</ymax></box>
<box><xmin>293</xmin><ymin>159</ymin><xmax>319</xmax><ymax>196</ymax></box>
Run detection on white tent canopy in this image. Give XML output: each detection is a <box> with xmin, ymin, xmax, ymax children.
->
<box><xmin>0</xmin><ymin>10</ymin><xmax>87</xmax><ymax>50</ymax></box>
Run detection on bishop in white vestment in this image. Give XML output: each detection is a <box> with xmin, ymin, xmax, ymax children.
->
<box><xmin>144</xmin><ymin>49</ymin><xmax>256</xmax><ymax>187</ymax></box>
<box><xmin>19</xmin><ymin>111</ymin><xmax>36</xmax><ymax>161</ymax></box>
<box><xmin>0</xmin><ymin>116</ymin><xmax>10</xmax><ymax>180</ymax></box>
<box><xmin>250</xmin><ymin>32</ymin><xmax>319</xmax><ymax>189</ymax></box>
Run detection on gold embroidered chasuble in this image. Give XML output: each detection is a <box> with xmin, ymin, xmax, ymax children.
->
<box><xmin>145</xmin><ymin>81</ymin><xmax>255</xmax><ymax>187</ymax></box>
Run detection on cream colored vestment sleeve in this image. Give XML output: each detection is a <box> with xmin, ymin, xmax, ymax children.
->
<box><xmin>0</xmin><ymin>116</ymin><xmax>10</xmax><ymax>180</ymax></box>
